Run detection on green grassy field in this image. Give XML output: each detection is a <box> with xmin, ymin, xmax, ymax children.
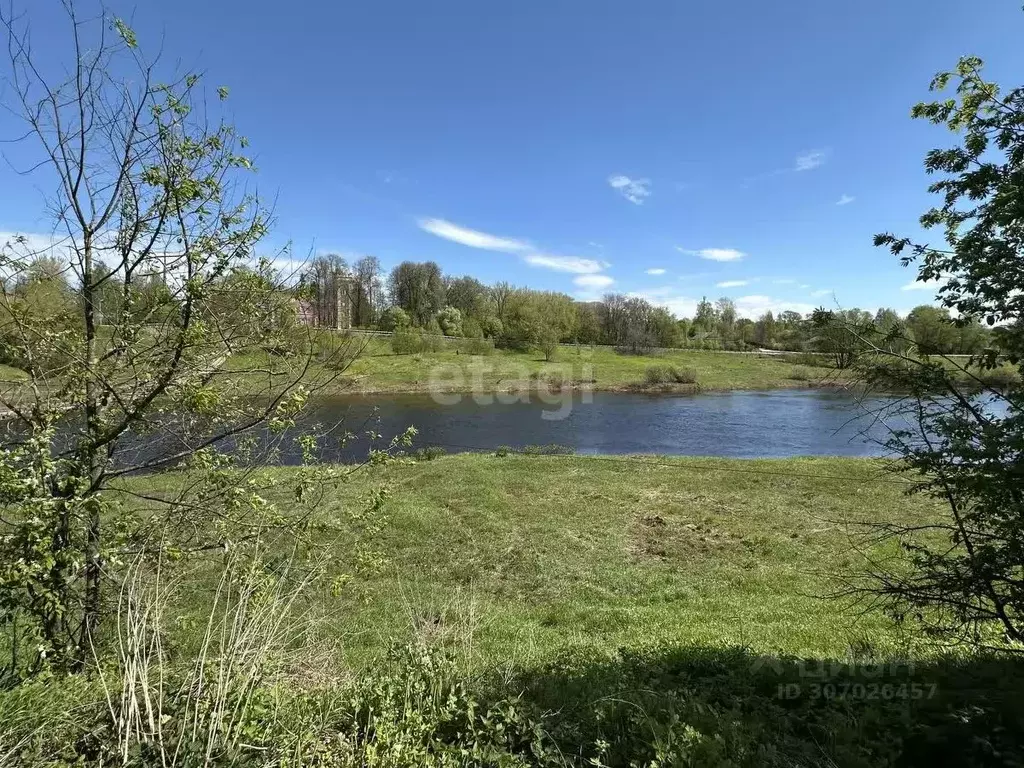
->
<box><xmin>159</xmin><ymin>453</ymin><xmax>936</xmax><ymax>667</ymax></box>
<box><xmin>0</xmin><ymin>364</ymin><xmax>27</xmax><ymax>382</ymax></box>
<box><xmin>345</xmin><ymin>342</ymin><xmax>839</xmax><ymax>393</ymax></box>
<box><xmin>222</xmin><ymin>337</ymin><xmax>846</xmax><ymax>395</ymax></box>
<box><xmin>10</xmin><ymin>454</ymin><xmax>1024</xmax><ymax>767</ymax></box>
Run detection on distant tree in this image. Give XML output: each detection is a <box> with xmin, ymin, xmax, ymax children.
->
<box><xmin>436</xmin><ymin>305</ymin><xmax>463</xmax><ymax>337</ymax></box>
<box><xmin>352</xmin><ymin>255</ymin><xmax>383</xmax><ymax>326</ymax></box>
<box><xmin>89</xmin><ymin>260</ymin><xmax>125</xmax><ymax>325</ymax></box>
<box><xmin>574</xmin><ymin>302</ymin><xmax>602</xmax><ymax>344</ymax></box>
<box><xmin>379</xmin><ymin>305</ymin><xmax>411</xmax><ymax>331</ymax></box>
<box><xmin>0</xmin><ymin>256</ymin><xmax>77</xmax><ymax>371</ymax></box>
<box><xmin>600</xmin><ymin>294</ymin><xmax>660</xmax><ymax>354</ymax></box>
<box><xmin>388</xmin><ymin>261</ymin><xmax>446</xmax><ymax>326</ymax></box>
<box><xmin>480</xmin><ymin>314</ymin><xmax>503</xmax><ymax>339</ymax></box>
<box><xmin>650</xmin><ymin>306</ymin><xmax>681</xmax><ymax>348</ymax></box>
<box><xmin>955</xmin><ymin>317</ymin><xmax>990</xmax><ymax>355</ymax></box>
<box><xmin>754</xmin><ymin>311</ymin><xmax>777</xmax><ymax>346</ymax></box>
<box><xmin>905</xmin><ymin>305</ymin><xmax>958</xmax><ymax>355</ymax></box>
<box><xmin>812</xmin><ymin>308</ymin><xmax>873</xmax><ymax>369</ymax></box>
<box><xmin>533</xmin><ymin>291</ymin><xmax>577</xmax><ymax>341</ymax></box>
<box><xmin>693</xmin><ymin>297</ymin><xmax>718</xmax><ymax>335</ymax></box>
<box><xmin>302</xmin><ymin>253</ymin><xmax>350</xmax><ymax>328</ymax></box>
<box><xmin>871</xmin><ymin>308</ymin><xmax>909</xmax><ymax>354</ymax></box>
<box><xmin>462</xmin><ymin>317</ymin><xmax>484</xmax><ymax>339</ymax></box>
<box><xmin>490</xmin><ymin>281</ymin><xmax>514</xmax><ymax>324</ymax></box>
<box><xmin>501</xmin><ymin>290</ymin><xmax>546</xmax><ymax>351</ymax></box>
<box><xmin>779</xmin><ymin>310</ymin><xmax>803</xmax><ymax>328</ymax></box>
<box><xmin>735</xmin><ymin>318</ymin><xmax>756</xmax><ymax>348</ymax></box>
<box><xmin>445</xmin><ymin>275</ymin><xmax>488</xmax><ymax>319</ymax></box>
<box><xmin>716</xmin><ymin>297</ymin><xmax>737</xmax><ymax>343</ymax></box>
<box><xmin>537</xmin><ymin>325</ymin><xmax>560</xmax><ymax>361</ymax></box>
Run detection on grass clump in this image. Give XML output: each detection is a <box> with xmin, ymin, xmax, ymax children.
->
<box><xmin>413</xmin><ymin>445</ymin><xmax>448</xmax><ymax>461</ymax></box>
<box><xmin>644</xmin><ymin>364</ymin><xmax>698</xmax><ymax>385</ymax></box>
<box><xmin>391</xmin><ymin>328</ymin><xmax>447</xmax><ymax>355</ymax></box>
<box><xmin>788</xmin><ymin>365</ymin><xmax>813</xmax><ymax>381</ymax></box>
<box><xmin>458</xmin><ymin>336</ymin><xmax>494</xmax><ymax>356</ymax></box>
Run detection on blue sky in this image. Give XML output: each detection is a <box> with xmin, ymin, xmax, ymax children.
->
<box><xmin>2</xmin><ymin>0</ymin><xmax>1024</xmax><ymax>318</ymax></box>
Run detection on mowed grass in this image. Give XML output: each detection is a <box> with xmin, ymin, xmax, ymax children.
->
<box><xmin>159</xmin><ymin>453</ymin><xmax>939</xmax><ymax>668</ymax></box>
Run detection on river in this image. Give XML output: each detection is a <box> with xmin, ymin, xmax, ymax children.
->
<box><xmin>277</xmin><ymin>389</ymin><xmax>911</xmax><ymax>463</ymax></box>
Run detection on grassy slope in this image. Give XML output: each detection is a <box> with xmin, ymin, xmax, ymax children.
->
<box><xmin>242</xmin><ymin>453</ymin><xmax>936</xmax><ymax>667</ymax></box>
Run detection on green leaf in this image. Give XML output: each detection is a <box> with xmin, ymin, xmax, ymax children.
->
<box><xmin>112</xmin><ymin>18</ymin><xmax>138</xmax><ymax>49</ymax></box>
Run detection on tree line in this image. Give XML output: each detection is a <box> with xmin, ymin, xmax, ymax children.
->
<box><xmin>297</xmin><ymin>256</ymin><xmax>1000</xmax><ymax>357</ymax></box>
<box><xmin>9</xmin><ymin>251</ymin><xmax>999</xmax><ymax>364</ymax></box>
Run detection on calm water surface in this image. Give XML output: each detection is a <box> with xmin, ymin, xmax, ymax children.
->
<box><xmin>293</xmin><ymin>389</ymin><xmax>911</xmax><ymax>462</ymax></box>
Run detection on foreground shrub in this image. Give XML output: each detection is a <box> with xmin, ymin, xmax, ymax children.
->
<box><xmin>391</xmin><ymin>327</ymin><xmax>424</xmax><ymax>355</ymax></box>
<box><xmin>459</xmin><ymin>336</ymin><xmax>494</xmax><ymax>356</ymax></box>
<box><xmin>421</xmin><ymin>330</ymin><xmax>446</xmax><ymax>353</ymax></box>
<box><xmin>508</xmin><ymin>644</ymin><xmax>1024</xmax><ymax>768</ymax></box>
<box><xmin>7</xmin><ymin>642</ymin><xmax>1024</xmax><ymax>767</ymax></box>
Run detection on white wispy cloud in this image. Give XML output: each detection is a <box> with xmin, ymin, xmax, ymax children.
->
<box><xmin>677</xmin><ymin>247</ymin><xmax>746</xmax><ymax>262</ymax></box>
<box><xmin>628</xmin><ymin>289</ymin><xmax>701</xmax><ymax>319</ymax></box>
<box><xmin>799</xmin><ymin>284</ymin><xmax>811</xmax><ymax>289</ymax></box>
<box><xmin>377</xmin><ymin>170</ymin><xmax>410</xmax><ymax>185</ymax></box>
<box><xmin>524</xmin><ymin>253</ymin><xmax>607</xmax><ymax>274</ymax></box>
<box><xmin>417</xmin><ymin>218</ymin><xmax>531</xmax><ymax>252</ymax></box>
<box><xmin>0</xmin><ymin>230</ymin><xmax>74</xmax><ymax>258</ymax></box>
<box><xmin>795</xmin><ymin>149</ymin><xmax>827</xmax><ymax>172</ymax></box>
<box><xmin>608</xmin><ymin>175</ymin><xmax>651</xmax><ymax>205</ymax></box>
<box><xmin>810</xmin><ymin>289</ymin><xmax>833</xmax><ymax>298</ymax></box>
<box><xmin>716</xmin><ymin>280</ymin><xmax>749</xmax><ymax>288</ymax></box>
<box><xmin>734</xmin><ymin>295</ymin><xmax>817</xmax><ymax>318</ymax></box>
<box><xmin>630</xmin><ymin>287</ymin><xmax>816</xmax><ymax>320</ymax></box>
<box><xmin>901</xmin><ymin>277</ymin><xmax>945</xmax><ymax>292</ymax></box>
<box><xmin>574</xmin><ymin>274</ymin><xmax>615</xmax><ymax>289</ymax></box>
<box><xmin>836</xmin><ymin>194</ymin><xmax>855</xmax><ymax>206</ymax></box>
<box><xmin>645</xmin><ymin>267</ymin><xmax>666</xmax><ymax>275</ymax></box>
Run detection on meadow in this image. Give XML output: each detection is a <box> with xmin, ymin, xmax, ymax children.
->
<box><xmin>6</xmin><ymin>453</ymin><xmax>1024</xmax><ymax>766</ymax></box>
<box><xmin>223</xmin><ymin>336</ymin><xmax>850</xmax><ymax>396</ymax></box>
